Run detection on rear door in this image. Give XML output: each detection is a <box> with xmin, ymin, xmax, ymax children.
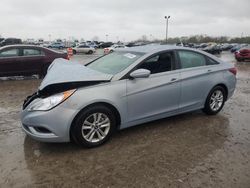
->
<box><xmin>18</xmin><ymin>48</ymin><xmax>45</xmax><ymax>74</ymax></box>
<box><xmin>126</xmin><ymin>51</ymin><xmax>181</xmax><ymax>122</ymax></box>
<box><xmin>177</xmin><ymin>50</ymin><xmax>219</xmax><ymax>112</ymax></box>
<box><xmin>0</xmin><ymin>48</ymin><xmax>21</xmax><ymax>76</ymax></box>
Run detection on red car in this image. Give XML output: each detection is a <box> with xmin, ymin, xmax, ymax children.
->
<box><xmin>235</xmin><ymin>47</ymin><xmax>250</xmax><ymax>62</ymax></box>
<box><xmin>0</xmin><ymin>45</ymin><xmax>69</xmax><ymax>78</ymax></box>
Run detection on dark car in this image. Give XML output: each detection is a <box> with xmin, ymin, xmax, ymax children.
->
<box><xmin>0</xmin><ymin>45</ymin><xmax>68</xmax><ymax>78</ymax></box>
<box><xmin>221</xmin><ymin>44</ymin><xmax>233</xmax><ymax>51</ymax></box>
<box><xmin>98</xmin><ymin>42</ymin><xmax>113</xmax><ymax>48</ymax></box>
<box><xmin>202</xmin><ymin>45</ymin><xmax>222</xmax><ymax>55</ymax></box>
<box><xmin>235</xmin><ymin>47</ymin><xmax>250</xmax><ymax>62</ymax></box>
<box><xmin>0</xmin><ymin>38</ymin><xmax>22</xmax><ymax>47</ymax></box>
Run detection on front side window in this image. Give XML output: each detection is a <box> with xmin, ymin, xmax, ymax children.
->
<box><xmin>0</xmin><ymin>49</ymin><xmax>19</xmax><ymax>57</ymax></box>
<box><xmin>178</xmin><ymin>50</ymin><xmax>206</xmax><ymax>69</ymax></box>
<box><xmin>87</xmin><ymin>51</ymin><xmax>144</xmax><ymax>75</ymax></box>
<box><xmin>137</xmin><ymin>52</ymin><xmax>174</xmax><ymax>74</ymax></box>
<box><xmin>23</xmin><ymin>49</ymin><xmax>42</xmax><ymax>56</ymax></box>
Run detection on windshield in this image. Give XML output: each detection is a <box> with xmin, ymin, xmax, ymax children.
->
<box><xmin>87</xmin><ymin>51</ymin><xmax>144</xmax><ymax>75</ymax></box>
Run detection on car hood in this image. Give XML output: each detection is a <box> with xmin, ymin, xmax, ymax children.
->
<box><xmin>38</xmin><ymin>58</ymin><xmax>113</xmax><ymax>95</ymax></box>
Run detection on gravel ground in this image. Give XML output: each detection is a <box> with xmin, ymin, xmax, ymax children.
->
<box><xmin>0</xmin><ymin>51</ymin><xmax>250</xmax><ymax>188</ymax></box>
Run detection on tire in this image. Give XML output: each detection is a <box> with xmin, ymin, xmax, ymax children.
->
<box><xmin>71</xmin><ymin>105</ymin><xmax>116</xmax><ymax>148</ymax></box>
<box><xmin>237</xmin><ymin>58</ymin><xmax>243</xmax><ymax>62</ymax></box>
<box><xmin>88</xmin><ymin>50</ymin><xmax>93</xmax><ymax>54</ymax></box>
<box><xmin>203</xmin><ymin>86</ymin><xmax>226</xmax><ymax>115</ymax></box>
<box><xmin>73</xmin><ymin>50</ymin><xmax>76</xmax><ymax>54</ymax></box>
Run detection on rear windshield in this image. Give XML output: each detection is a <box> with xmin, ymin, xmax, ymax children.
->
<box><xmin>87</xmin><ymin>51</ymin><xmax>144</xmax><ymax>75</ymax></box>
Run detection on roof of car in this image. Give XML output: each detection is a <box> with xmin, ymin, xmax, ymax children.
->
<box><xmin>118</xmin><ymin>44</ymin><xmax>192</xmax><ymax>53</ymax></box>
<box><xmin>0</xmin><ymin>44</ymin><xmax>43</xmax><ymax>49</ymax></box>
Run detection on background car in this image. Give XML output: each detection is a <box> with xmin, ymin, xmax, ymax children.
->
<box><xmin>21</xmin><ymin>45</ymin><xmax>236</xmax><ymax>147</ymax></box>
<box><xmin>85</xmin><ymin>41</ymin><xmax>98</xmax><ymax>48</ymax></box>
<box><xmin>235</xmin><ymin>47</ymin><xmax>250</xmax><ymax>61</ymax></box>
<box><xmin>48</xmin><ymin>42</ymin><xmax>65</xmax><ymax>49</ymax></box>
<box><xmin>0</xmin><ymin>45</ymin><xmax>68</xmax><ymax>78</ymax></box>
<box><xmin>104</xmin><ymin>44</ymin><xmax>127</xmax><ymax>54</ymax></box>
<box><xmin>230</xmin><ymin>44</ymin><xmax>248</xmax><ymax>53</ymax></box>
<box><xmin>0</xmin><ymin>38</ymin><xmax>22</xmax><ymax>47</ymax></box>
<box><xmin>72</xmin><ymin>45</ymin><xmax>96</xmax><ymax>54</ymax></box>
<box><xmin>98</xmin><ymin>42</ymin><xmax>114</xmax><ymax>48</ymax></box>
<box><xmin>202</xmin><ymin>45</ymin><xmax>222</xmax><ymax>54</ymax></box>
<box><xmin>220</xmin><ymin>43</ymin><xmax>234</xmax><ymax>51</ymax></box>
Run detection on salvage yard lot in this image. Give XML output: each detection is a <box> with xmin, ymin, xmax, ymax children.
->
<box><xmin>0</xmin><ymin>51</ymin><xmax>250</xmax><ymax>187</ymax></box>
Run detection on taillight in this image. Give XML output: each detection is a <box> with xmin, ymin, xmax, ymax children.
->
<box><xmin>229</xmin><ymin>67</ymin><xmax>237</xmax><ymax>75</ymax></box>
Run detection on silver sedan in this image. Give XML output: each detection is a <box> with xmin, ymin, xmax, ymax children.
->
<box><xmin>21</xmin><ymin>45</ymin><xmax>236</xmax><ymax>147</ymax></box>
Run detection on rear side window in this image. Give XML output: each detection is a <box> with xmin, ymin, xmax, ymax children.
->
<box><xmin>207</xmin><ymin>57</ymin><xmax>219</xmax><ymax>65</ymax></box>
<box><xmin>0</xmin><ymin>49</ymin><xmax>19</xmax><ymax>57</ymax></box>
<box><xmin>23</xmin><ymin>49</ymin><xmax>42</xmax><ymax>56</ymax></box>
<box><xmin>178</xmin><ymin>50</ymin><xmax>206</xmax><ymax>69</ymax></box>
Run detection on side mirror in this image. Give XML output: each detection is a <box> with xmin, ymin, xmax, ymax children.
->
<box><xmin>129</xmin><ymin>69</ymin><xmax>151</xmax><ymax>79</ymax></box>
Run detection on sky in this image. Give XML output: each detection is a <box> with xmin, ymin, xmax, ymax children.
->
<box><xmin>1</xmin><ymin>0</ymin><xmax>250</xmax><ymax>42</ymax></box>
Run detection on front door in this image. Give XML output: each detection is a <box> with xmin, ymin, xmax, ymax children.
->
<box><xmin>126</xmin><ymin>51</ymin><xmax>181</xmax><ymax>122</ymax></box>
<box><xmin>0</xmin><ymin>48</ymin><xmax>21</xmax><ymax>76</ymax></box>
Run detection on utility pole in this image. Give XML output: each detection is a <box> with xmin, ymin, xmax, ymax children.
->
<box><xmin>164</xmin><ymin>16</ymin><xmax>170</xmax><ymax>43</ymax></box>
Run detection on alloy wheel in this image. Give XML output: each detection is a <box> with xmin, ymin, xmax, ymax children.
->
<box><xmin>81</xmin><ymin>113</ymin><xmax>110</xmax><ymax>143</ymax></box>
<box><xmin>209</xmin><ymin>90</ymin><xmax>224</xmax><ymax>111</ymax></box>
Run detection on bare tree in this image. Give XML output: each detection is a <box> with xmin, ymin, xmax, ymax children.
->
<box><xmin>141</xmin><ymin>35</ymin><xmax>148</xmax><ymax>42</ymax></box>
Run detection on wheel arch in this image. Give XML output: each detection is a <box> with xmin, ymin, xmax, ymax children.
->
<box><xmin>70</xmin><ymin>102</ymin><xmax>121</xmax><ymax>141</ymax></box>
<box><xmin>209</xmin><ymin>83</ymin><xmax>228</xmax><ymax>100</ymax></box>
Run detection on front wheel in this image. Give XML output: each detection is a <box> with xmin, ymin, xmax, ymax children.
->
<box><xmin>71</xmin><ymin>105</ymin><xmax>116</xmax><ymax>147</ymax></box>
<box><xmin>203</xmin><ymin>86</ymin><xmax>226</xmax><ymax>115</ymax></box>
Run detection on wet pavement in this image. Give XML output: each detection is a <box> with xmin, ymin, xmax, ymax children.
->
<box><xmin>0</xmin><ymin>51</ymin><xmax>250</xmax><ymax>188</ymax></box>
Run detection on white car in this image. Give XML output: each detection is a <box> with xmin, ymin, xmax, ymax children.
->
<box><xmin>104</xmin><ymin>44</ymin><xmax>127</xmax><ymax>54</ymax></box>
<box><xmin>73</xmin><ymin>45</ymin><xmax>95</xmax><ymax>54</ymax></box>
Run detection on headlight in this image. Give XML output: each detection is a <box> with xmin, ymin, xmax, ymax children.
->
<box><xmin>27</xmin><ymin>89</ymin><xmax>76</xmax><ymax>111</ymax></box>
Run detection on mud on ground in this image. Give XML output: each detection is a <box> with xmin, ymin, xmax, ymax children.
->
<box><xmin>0</xmin><ymin>52</ymin><xmax>250</xmax><ymax>188</ymax></box>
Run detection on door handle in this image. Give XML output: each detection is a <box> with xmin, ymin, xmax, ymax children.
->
<box><xmin>170</xmin><ymin>78</ymin><xmax>177</xmax><ymax>82</ymax></box>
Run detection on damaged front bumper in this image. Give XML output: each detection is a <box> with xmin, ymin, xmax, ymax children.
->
<box><xmin>21</xmin><ymin>97</ymin><xmax>79</xmax><ymax>143</ymax></box>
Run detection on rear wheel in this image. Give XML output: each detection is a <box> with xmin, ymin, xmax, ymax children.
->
<box><xmin>203</xmin><ymin>86</ymin><xmax>226</xmax><ymax>115</ymax></box>
<box><xmin>88</xmin><ymin>50</ymin><xmax>93</xmax><ymax>54</ymax></box>
<box><xmin>71</xmin><ymin>105</ymin><xmax>116</xmax><ymax>147</ymax></box>
<box><xmin>73</xmin><ymin>50</ymin><xmax>76</xmax><ymax>54</ymax></box>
